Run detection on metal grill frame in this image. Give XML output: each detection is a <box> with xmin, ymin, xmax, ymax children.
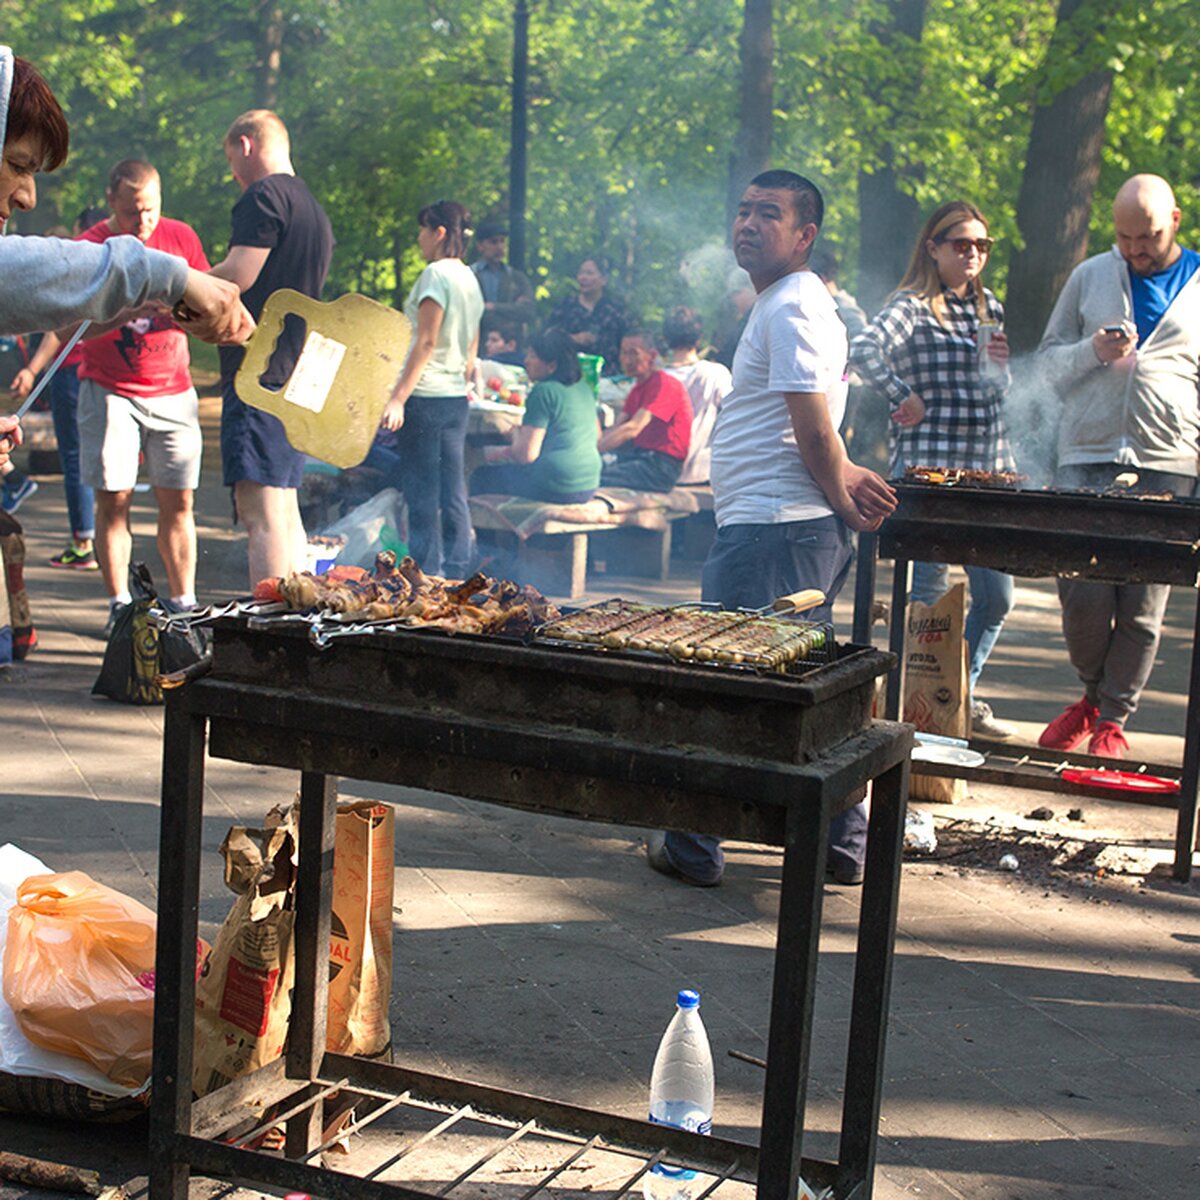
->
<box><xmin>850</xmin><ymin>484</ymin><xmax>1200</xmax><ymax>881</ymax></box>
<box><xmin>150</xmin><ymin>629</ymin><xmax>912</xmax><ymax>1200</ymax></box>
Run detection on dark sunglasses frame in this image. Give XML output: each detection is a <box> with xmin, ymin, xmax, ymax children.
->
<box><xmin>938</xmin><ymin>235</ymin><xmax>995</xmax><ymax>255</ymax></box>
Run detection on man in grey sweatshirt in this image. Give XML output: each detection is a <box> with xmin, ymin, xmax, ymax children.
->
<box><xmin>1037</xmin><ymin>174</ymin><xmax>1200</xmax><ymax>759</ymax></box>
<box><xmin>0</xmin><ymin>48</ymin><xmax>252</xmax><ymax>345</ymax></box>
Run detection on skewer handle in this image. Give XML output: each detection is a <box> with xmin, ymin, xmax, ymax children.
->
<box><xmin>771</xmin><ymin>589</ymin><xmax>826</xmax><ymax>615</ymax></box>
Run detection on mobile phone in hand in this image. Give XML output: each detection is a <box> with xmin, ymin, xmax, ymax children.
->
<box><xmin>1102</xmin><ymin>324</ymin><xmax>1127</xmax><ymax>335</ymax></box>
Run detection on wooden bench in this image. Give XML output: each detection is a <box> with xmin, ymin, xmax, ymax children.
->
<box><xmin>469</xmin><ymin>488</ymin><xmax>703</xmax><ymax>599</ymax></box>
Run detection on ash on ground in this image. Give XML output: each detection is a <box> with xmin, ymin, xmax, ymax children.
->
<box><xmin>902</xmin><ymin>808</ymin><xmax>1183</xmax><ymax>893</ymax></box>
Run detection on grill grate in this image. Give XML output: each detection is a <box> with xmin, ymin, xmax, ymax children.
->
<box><xmin>535</xmin><ymin>601</ymin><xmax>835</xmax><ymax>672</ymax></box>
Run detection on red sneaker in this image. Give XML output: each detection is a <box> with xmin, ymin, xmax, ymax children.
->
<box><xmin>1038</xmin><ymin>697</ymin><xmax>1098</xmax><ymax>750</ymax></box>
<box><xmin>1088</xmin><ymin>721</ymin><xmax>1128</xmax><ymax>760</ymax></box>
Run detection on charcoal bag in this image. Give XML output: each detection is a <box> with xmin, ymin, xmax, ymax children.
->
<box><xmin>92</xmin><ymin>563</ymin><xmax>208</xmax><ymax>705</ymax></box>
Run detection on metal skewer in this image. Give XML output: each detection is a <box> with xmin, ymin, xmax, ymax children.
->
<box><xmin>9</xmin><ymin>321</ymin><xmax>91</xmax><ymax>420</ymax></box>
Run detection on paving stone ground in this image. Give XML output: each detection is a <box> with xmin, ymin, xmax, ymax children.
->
<box><xmin>2</xmin><ymin>404</ymin><xmax>1199</xmax><ymax>1199</ymax></box>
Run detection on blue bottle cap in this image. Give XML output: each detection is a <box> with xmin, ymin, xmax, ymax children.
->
<box><xmin>677</xmin><ymin>989</ymin><xmax>700</xmax><ymax>1009</ymax></box>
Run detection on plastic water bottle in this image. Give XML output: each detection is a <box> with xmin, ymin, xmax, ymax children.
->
<box><xmin>643</xmin><ymin>989</ymin><xmax>714</xmax><ymax>1200</ymax></box>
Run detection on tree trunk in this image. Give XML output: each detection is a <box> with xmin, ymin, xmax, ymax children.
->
<box><xmin>726</xmin><ymin>0</ymin><xmax>773</xmax><ymax>230</ymax></box>
<box><xmin>1005</xmin><ymin>0</ymin><xmax>1114</xmax><ymax>352</ymax></box>
<box><xmin>256</xmin><ymin>1</ymin><xmax>285</xmax><ymax>110</ymax></box>
<box><xmin>508</xmin><ymin>0</ymin><xmax>530</xmax><ymax>273</ymax></box>
<box><xmin>855</xmin><ymin>0</ymin><xmax>927</xmax><ymax>316</ymax></box>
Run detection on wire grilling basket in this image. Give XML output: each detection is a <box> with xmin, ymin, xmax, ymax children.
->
<box><xmin>534</xmin><ymin>599</ymin><xmax>835</xmax><ymax>674</ymax></box>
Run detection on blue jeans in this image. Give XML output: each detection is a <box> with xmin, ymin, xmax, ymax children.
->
<box><xmin>392</xmin><ymin>395</ymin><xmax>473</xmax><ymax>576</ymax></box>
<box><xmin>664</xmin><ymin>516</ymin><xmax>868</xmax><ymax>884</ymax></box>
<box><xmin>49</xmin><ymin>364</ymin><xmax>95</xmax><ymax>539</ymax></box>
<box><xmin>910</xmin><ymin>561</ymin><xmax>1013</xmax><ymax>698</ymax></box>
<box><xmin>470</xmin><ymin>462</ymin><xmax>596</xmax><ymax>505</ymax></box>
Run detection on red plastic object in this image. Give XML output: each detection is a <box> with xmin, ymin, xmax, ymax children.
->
<box><xmin>1060</xmin><ymin>767</ymin><xmax>1180</xmax><ymax>794</ymax></box>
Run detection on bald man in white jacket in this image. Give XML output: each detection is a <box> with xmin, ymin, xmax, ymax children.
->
<box><xmin>1037</xmin><ymin>174</ymin><xmax>1200</xmax><ymax>759</ymax></box>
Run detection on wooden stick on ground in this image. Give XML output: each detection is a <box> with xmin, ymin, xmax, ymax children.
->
<box><xmin>0</xmin><ymin>1151</ymin><xmax>102</xmax><ymax>1195</ymax></box>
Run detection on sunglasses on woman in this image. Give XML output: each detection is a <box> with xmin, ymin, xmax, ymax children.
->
<box><xmin>939</xmin><ymin>235</ymin><xmax>995</xmax><ymax>255</ymax></box>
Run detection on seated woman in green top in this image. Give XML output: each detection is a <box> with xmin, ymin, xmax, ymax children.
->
<box><xmin>471</xmin><ymin>327</ymin><xmax>602</xmax><ymax>504</ymax></box>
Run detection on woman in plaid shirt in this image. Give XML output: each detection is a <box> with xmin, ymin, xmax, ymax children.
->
<box><xmin>850</xmin><ymin>200</ymin><xmax>1017</xmax><ymax>739</ymax></box>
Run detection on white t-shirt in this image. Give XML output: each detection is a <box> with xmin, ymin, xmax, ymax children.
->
<box><xmin>663</xmin><ymin>359</ymin><xmax>733</xmax><ymax>485</ymax></box>
<box><xmin>405</xmin><ymin>258</ymin><xmax>485</xmax><ymax>398</ymax></box>
<box><xmin>710</xmin><ymin>270</ymin><xmax>848</xmax><ymax>527</ymax></box>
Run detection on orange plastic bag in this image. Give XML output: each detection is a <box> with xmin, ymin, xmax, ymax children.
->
<box><xmin>2</xmin><ymin>872</ymin><xmax>157</xmax><ymax>1089</ymax></box>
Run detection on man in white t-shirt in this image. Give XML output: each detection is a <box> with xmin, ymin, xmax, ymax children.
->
<box><xmin>647</xmin><ymin>169</ymin><xmax>895</xmax><ymax>888</ymax></box>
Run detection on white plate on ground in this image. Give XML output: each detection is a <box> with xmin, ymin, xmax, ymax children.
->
<box><xmin>911</xmin><ymin>743</ymin><xmax>986</xmax><ymax>768</ymax></box>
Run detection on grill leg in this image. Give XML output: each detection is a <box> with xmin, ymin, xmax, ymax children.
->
<box><xmin>852</xmin><ymin>531</ymin><xmax>879</xmax><ymax>647</ymax></box>
<box><xmin>285</xmin><ymin>772</ymin><xmax>339</xmax><ymax>1156</ymax></box>
<box><xmin>150</xmin><ymin>701</ymin><xmax>206</xmax><ymax>1200</ymax></box>
<box><xmin>836</xmin><ymin>754</ymin><xmax>910</xmax><ymax>1197</ymax></box>
<box><xmin>884</xmin><ymin>560</ymin><xmax>910</xmax><ymax>720</ymax></box>
<box><xmin>1173</xmin><ymin>591</ymin><xmax>1200</xmax><ymax>881</ymax></box>
<box><xmin>757</xmin><ymin>797</ymin><xmax>831</xmax><ymax>1200</ymax></box>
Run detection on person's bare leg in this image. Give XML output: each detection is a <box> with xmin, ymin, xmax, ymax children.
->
<box><xmin>95</xmin><ymin>489</ymin><xmax>134</xmax><ymax>600</ymax></box>
<box><xmin>154</xmin><ymin>486</ymin><xmax>196</xmax><ymax>599</ymax></box>
<box><xmin>236</xmin><ymin>481</ymin><xmax>305</xmax><ymax>586</ymax></box>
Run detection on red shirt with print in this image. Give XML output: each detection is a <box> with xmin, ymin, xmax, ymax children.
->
<box><xmin>76</xmin><ymin>218</ymin><xmax>210</xmax><ymax>397</ymax></box>
<box><xmin>622</xmin><ymin>370</ymin><xmax>693</xmax><ymax>460</ymax></box>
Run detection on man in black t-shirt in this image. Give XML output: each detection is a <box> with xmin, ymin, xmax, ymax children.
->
<box><xmin>209</xmin><ymin>109</ymin><xmax>334</xmax><ymax>587</ymax></box>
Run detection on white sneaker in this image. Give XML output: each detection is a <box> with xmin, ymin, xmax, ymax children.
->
<box><xmin>972</xmin><ymin>700</ymin><xmax>1017</xmax><ymax>740</ymax></box>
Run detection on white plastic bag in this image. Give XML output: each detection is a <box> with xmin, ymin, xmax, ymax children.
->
<box><xmin>318</xmin><ymin>487</ymin><xmax>407</xmax><ymax>569</ymax></box>
<box><xmin>0</xmin><ymin>844</ymin><xmax>145</xmax><ymax>1097</ymax></box>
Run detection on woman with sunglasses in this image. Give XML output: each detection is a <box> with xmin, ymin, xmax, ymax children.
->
<box><xmin>382</xmin><ymin>199</ymin><xmax>484</xmax><ymax>579</ymax></box>
<box><xmin>850</xmin><ymin>200</ymin><xmax>1017</xmax><ymax>739</ymax></box>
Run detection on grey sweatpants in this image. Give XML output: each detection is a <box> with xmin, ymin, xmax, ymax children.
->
<box><xmin>1055</xmin><ymin>463</ymin><xmax>1195</xmax><ymax>725</ymax></box>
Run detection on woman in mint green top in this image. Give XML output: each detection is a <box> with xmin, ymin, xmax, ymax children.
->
<box><xmin>471</xmin><ymin>327</ymin><xmax>602</xmax><ymax>503</ymax></box>
<box><xmin>380</xmin><ymin>200</ymin><xmax>484</xmax><ymax>577</ymax></box>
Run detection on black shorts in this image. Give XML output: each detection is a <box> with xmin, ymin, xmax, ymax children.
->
<box><xmin>220</xmin><ymin>380</ymin><xmax>305</xmax><ymax>489</ymax></box>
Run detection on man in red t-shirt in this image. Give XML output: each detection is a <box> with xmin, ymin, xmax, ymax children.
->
<box><xmin>74</xmin><ymin>160</ymin><xmax>210</xmax><ymax>630</ymax></box>
<box><xmin>598</xmin><ymin>331</ymin><xmax>693</xmax><ymax>492</ymax></box>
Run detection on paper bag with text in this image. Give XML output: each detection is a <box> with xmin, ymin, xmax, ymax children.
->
<box><xmin>192</xmin><ymin>807</ymin><xmax>297</xmax><ymax>1098</ymax></box>
<box><xmin>903</xmin><ymin>582</ymin><xmax>969</xmax><ymax>804</ymax></box>
<box><xmin>327</xmin><ymin>801</ymin><xmax>394</xmax><ymax>1058</ymax></box>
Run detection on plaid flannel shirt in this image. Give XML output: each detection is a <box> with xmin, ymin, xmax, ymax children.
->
<box><xmin>849</xmin><ymin>287</ymin><xmax>1014</xmax><ymax>472</ymax></box>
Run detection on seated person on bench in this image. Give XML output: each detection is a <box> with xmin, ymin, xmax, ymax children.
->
<box><xmin>470</xmin><ymin>327</ymin><xmax>601</xmax><ymax>504</ymax></box>
<box><xmin>598</xmin><ymin>330</ymin><xmax>692</xmax><ymax>493</ymax></box>
<box><xmin>481</xmin><ymin>317</ymin><xmax>526</xmax><ymax>367</ymax></box>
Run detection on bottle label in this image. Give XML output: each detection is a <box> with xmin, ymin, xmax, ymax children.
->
<box><xmin>647</xmin><ymin>1111</ymin><xmax>711</xmax><ymax>1179</ymax></box>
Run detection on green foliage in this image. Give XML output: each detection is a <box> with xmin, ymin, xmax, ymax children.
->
<box><xmin>5</xmin><ymin>0</ymin><xmax>1200</xmax><ymax>326</ymax></box>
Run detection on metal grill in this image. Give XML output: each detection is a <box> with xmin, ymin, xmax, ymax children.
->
<box><xmin>150</xmin><ymin>598</ymin><xmax>910</xmax><ymax>1200</ymax></box>
<box><xmin>851</xmin><ymin>483</ymin><xmax>1200</xmax><ymax>881</ymax></box>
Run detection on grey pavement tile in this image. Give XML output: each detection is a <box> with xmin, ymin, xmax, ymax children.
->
<box><xmin>911</xmin><ymin>1003</ymin><xmax>1119</xmax><ymax>1073</ymax></box>
<box><xmin>393</xmin><ymin>864</ymin><xmax>455</xmax><ymax>901</ymax></box>
<box><xmin>886</xmin><ymin>950</ymin><xmax>1014</xmax><ymax>1016</ymax></box>
<box><xmin>878</xmin><ymin>1072</ymin><xmax>1071</xmax><ymax>1144</ymax></box>
<box><xmin>1124</xmin><ymin>1051</ymin><xmax>1200</xmax><ymax>1102</ymax></box>
<box><xmin>449</xmin><ymin>886</ymin><xmax>613</xmax><ymax>930</ymax></box>
<box><xmin>899</xmin><ymin>909</ymin><xmax>1061</xmax><ymax>965</ymax></box>
<box><xmin>395</xmin><ymin>928</ymin><xmax>543</xmax><ymax>988</ymax></box>
<box><xmin>429</xmin><ymin>1038</ymin><xmax>649</xmax><ymax>1114</ymax></box>
<box><xmin>1029</xmin><ymin>994</ymin><xmax>1200</xmax><ymax>1060</ymax></box>
<box><xmin>985</xmin><ymin>1059</ymin><xmax>1200</xmax><ymax>1138</ymax></box>
<box><xmin>1108</xmin><ymin>1131</ymin><xmax>1200</xmax><ymax>1200</ymax></box>
<box><xmin>485</xmin><ymin>918</ymin><xmax>666</xmax><ymax>978</ymax></box>
<box><xmin>931</xmin><ymin>1137</ymin><xmax>1142</xmax><ymax>1197</ymax></box>
<box><xmin>878</xmin><ymin>1017</ymin><xmax>985</xmax><ymax>1084</ymax></box>
<box><xmin>873</xmin><ymin>1164</ymin><xmax>965</xmax><ymax>1200</ymax></box>
<box><xmin>895</xmin><ymin>867</ymin><xmax>990</xmax><ymax>920</ymax></box>
<box><xmin>394</xmin><ymin>980</ymin><xmax>590</xmax><ymax>1055</ymax></box>
<box><xmin>976</xmin><ymin>955</ymin><xmax>1197</xmax><ymax>1011</ymax></box>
